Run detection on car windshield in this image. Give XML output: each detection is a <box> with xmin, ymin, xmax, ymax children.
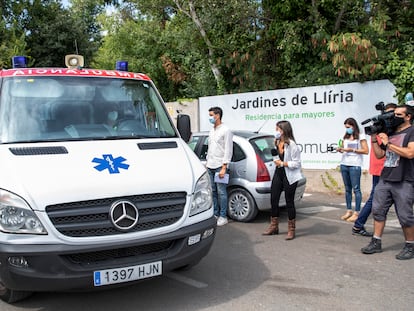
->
<box><xmin>0</xmin><ymin>76</ymin><xmax>177</xmax><ymax>143</ymax></box>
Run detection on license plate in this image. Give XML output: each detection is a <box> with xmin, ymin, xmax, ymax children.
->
<box><xmin>93</xmin><ymin>261</ymin><xmax>162</xmax><ymax>286</ymax></box>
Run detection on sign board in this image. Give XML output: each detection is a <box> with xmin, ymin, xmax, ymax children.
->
<box><xmin>199</xmin><ymin>80</ymin><xmax>396</xmax><ymax>169</ymax></box>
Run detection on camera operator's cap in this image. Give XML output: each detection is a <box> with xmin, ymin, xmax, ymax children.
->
<box><xmin>406</xmin><ymin>92</ymin><xmax>414</xmax><ymax>106</ymax></box>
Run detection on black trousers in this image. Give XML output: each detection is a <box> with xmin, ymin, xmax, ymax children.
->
<box><xmin>270</xmin><ymin>167</ymin><xmax>298</xmax><ymax>220</ymax></box>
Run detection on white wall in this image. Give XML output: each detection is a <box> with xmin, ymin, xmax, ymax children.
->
<box><xmin>165</xmin><ymin>99</ymin><xmax>199</xmax><ymax>133</ymax></box>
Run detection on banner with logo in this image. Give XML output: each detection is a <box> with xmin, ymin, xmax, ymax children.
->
<box><xmin>199</xmin><ymin>80</ymin><xmax>396</xmax><ymax>169</ymax></box>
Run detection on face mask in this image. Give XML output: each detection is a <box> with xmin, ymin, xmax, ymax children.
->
<box><xmin>209</xmin><ymin>116</ymin><xmax>216</xmax><ymax>124</ymax></box>
<box><xmin>274</xmin><ymin>131</ymin><xmax>281</xmax><ymax>139</ymax></box>
<box><xmin>391</xmin><ymin>116</ymin><xmax>405</xmax><ymax>128</ymax></box>
<box><xmin>345</xmin><ymin>127</ymin><xmax>354</xmax><ymax>135</ymax></box>
<box><xmin>108</xmin><ymin>111</ymin><xmax>118</xmax><ymax>121</ymax></box>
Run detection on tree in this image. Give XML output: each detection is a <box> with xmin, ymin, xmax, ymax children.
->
<box><xmin>371</xmin><ymin>0</ymin><xmax>414</xmax><ymax>102</ymax></box>
<box><xmin>114</xmin><ymin>0</ymin><xmax>260</xmax><ymax>96</ymax></box>
<box><xmin>258</xmin><ymin>0</ymin><xmax>413</xmax><ymax>98</ymax></box>
<box><xmin>23</xmin><ymin>0</ymin><xmax>105</xmax><ymax>67</ymax></box>
<box><xmin>67</xmin><ymin>0</ymin><xmax>106</xmax><ymax>65</ymax></box>
<box><xmin>170</xmin><ymin>0</ymin><xmax>225</xmax><ymax>92</ymax></box>
<box><xmin>326</xmin><ymin>32</ymin><xmax>382</xmax><ymax>79</ymax></box>
<box><xmin>92</xmin><ymin>4</ymin><xmax>178</xmax><ymax>97</ymax></box>
<box><xmin>384</xmin><ymin>44</ymin><xmax>414</xmax><ymax>103</ymax></box>
<box><xmin>0</xmin><ymin>0</ymin><xmax>105</xmax><ymax>67</ymax></box>
<box><xmin>0</xmin><ymin>0</ymin><xmax>31</xmax><ymax>67</ymax></box>
<box><xmin>3</xmin><ymin>0</ymin><xmax>413</xmax><ymax>102</ymax></box>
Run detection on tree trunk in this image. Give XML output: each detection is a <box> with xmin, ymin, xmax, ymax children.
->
<box><xmin>173</xmin><ymin>0</ymin><xmax>225</xmax><ymax>93</ymax></box>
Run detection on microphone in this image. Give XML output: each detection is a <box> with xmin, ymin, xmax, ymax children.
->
<box><xmin>361</xmin><ymin>118</ymin><xmax>372</xmax><ymax>125</ymax></box>
<box><xmin>271</xmin><ymin>148</ymin><xmax>279</xmax><ymax>161</ymax></box>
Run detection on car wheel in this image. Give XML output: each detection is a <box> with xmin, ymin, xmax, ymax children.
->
<box><xmin>228</xmin><ymin>188</ymin><xmax>258</xmax><ymax>222</ymax></box>
<box><xmin>0</xmin><ymin>278</ymin><xmax>32</xmax><ymax>303</ymax></box>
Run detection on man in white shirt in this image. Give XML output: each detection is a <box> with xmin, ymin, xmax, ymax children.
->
<box><xmin>206</xmin><ymin>107</ymin><xmax>233</xmax><ymax>226</ymax></box>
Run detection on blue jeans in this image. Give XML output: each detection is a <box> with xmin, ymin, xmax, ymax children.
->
<box><xmin>354</xmin><ymin>175</ymin><xmax>380</xmax><ymax>229</ymax></box>
<box><xmin>340</xmin><ymin>164</ymin><xmax>362</xmax><ymax>212</ymax></box>
<box><xmin>208</xmin><ymin>168</ymin><xmax>228</xmax><ymax>218</ymax></box>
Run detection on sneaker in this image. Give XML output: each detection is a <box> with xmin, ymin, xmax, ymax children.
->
<box><xmin>217</xmin><ymin>217</ymin><xmax>228</xmax><ymax>226</ymax></box>
<box><xmin>361</xmin><ymin>237</ymin><xmax>382</xmax><ymax>254</ymax></box>
<box><xmin>395</xmin><ymin>243</ymin><xmax>414</xmax><ymax>260</ymax></box>
<box><xmin>352</xmin><ymin>227</ymin><xmax>373</xmax><ymax>237</ymax></box>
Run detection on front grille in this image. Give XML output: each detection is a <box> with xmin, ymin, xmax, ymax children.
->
<box><xmin>46</xmin><ymin>192</ymin><xmax>186</xmax><ymax>237</ymax></box>
<box><xmin>66</xmin><ymin>240</ymin><xmax>174</xmax><ymax>266</ymax></box>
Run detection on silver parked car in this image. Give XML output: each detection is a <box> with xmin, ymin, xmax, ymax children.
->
<box><xmin>188</xmin><ymin>131</ymin><xmax>307</xmax><ymax>222</ymax></box>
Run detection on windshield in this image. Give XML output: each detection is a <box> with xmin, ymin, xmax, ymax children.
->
<box><xmin>0</xmin><ymin>76</ymin><xmax>177</xmax><ymax>143</ymax></box>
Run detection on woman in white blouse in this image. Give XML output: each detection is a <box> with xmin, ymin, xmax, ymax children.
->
<box><xmin>262</xmin><ymin>120</ymin><xmax>303</xmax><ymax>240</ymax></box>
<box><xmin>337</xmin><ymin>117</ymin><xmax>369</xmax><ymax>222</ymax></box>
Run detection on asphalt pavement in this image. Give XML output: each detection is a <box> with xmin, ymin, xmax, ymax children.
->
<box><xmin>1</xmin><ymin>192</ymin><xmax>413</xmax><ymax>311</ymax></box>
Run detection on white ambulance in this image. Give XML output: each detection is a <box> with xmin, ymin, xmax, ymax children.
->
<box><xmin>0</xmin><ymin>55</ymin><xmax>215</xmax><ymax>303</ymax></box>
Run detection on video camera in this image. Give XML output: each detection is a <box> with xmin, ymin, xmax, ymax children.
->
<box><xmin>362</xmin><ymin>102</ymin><xmax>395</xmax><ymax>135</ymax></box>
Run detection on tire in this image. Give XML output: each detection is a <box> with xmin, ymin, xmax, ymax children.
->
<box><xmin>227</xmin><ymin>188</ymin><xmax>258</xmax><ymax>222</ymax></box>
<box><xmin>0</xmin><ymin>279</ymin><xmax>32</xmax><ymax>303</ymax></box>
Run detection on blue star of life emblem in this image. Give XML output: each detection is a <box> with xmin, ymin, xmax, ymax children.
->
<box><xmin>92</xmin><ymin>154</ymin><xmax>130</xmax><ymax>174</ymax></box>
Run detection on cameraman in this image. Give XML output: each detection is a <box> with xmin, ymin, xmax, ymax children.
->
<box><xmin>352</xmin><ymin>103</ymin><xmax>396</xmax><ymax>236</ymax></box>
<box><xmin>361</xmin><ymin>104</ymin><xmax>414</xmax><ymax>260</ymax></box>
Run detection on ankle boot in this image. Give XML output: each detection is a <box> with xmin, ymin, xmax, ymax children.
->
<box><xmin>286</xmin><ymin>219</ymin><xmax>296</xmax><ymax>240</ymax></box>
<box><xmin>262</xmin><ymin>217</ymin><xmax>279</xmax><ymax>235</ymax></box>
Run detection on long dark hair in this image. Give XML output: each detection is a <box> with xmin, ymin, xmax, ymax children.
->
<box><xmin>276</xmin><ymin>120</ymin><xmax>296</xmax><ymax>143</ymax></box>
<box><xmin>343</xmin><ymin>117</ymin><xmax>360</xmax><ymax>139</ymax></box>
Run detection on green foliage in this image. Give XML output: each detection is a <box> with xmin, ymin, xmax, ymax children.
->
<box><xmin>0</xmin><ymin>0</ymin><xmax>104</xmax><ymax>67</ymax></box>
<box><xmin>327</xmin><ymin>32</ymin><xmax>382</xmax><ymax>79</ymax></box>
<box><xmin>2</xmin><ymin>0</ymin><xmax>414</xmax><ymax>101</ymax></box>
<box><xmin>92</xmin><ymin>9</ymin><xmax>179</xmax><ymax>98</ymax></box>
<box><xmin>0</xmin><ymin>1</ymin><xmax>30</xmax><ymax>67</ymax></box>
<box><xmin>384</xmin><ymin>44</ymin><xmax>414</xmax><ymax>103</ymax></box>
<box><xmin>0</xmin><ymin>31</ymin><xmax>29</xmax><ymax>69</ymax></box>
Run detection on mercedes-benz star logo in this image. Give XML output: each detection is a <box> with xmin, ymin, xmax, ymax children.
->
<box><xmin>110</xmin><ymin>200</ymin><xmax>139</xmax><ymax>231</ymax></box>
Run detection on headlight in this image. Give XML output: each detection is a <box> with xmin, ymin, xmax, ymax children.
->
<box><xmin>190</xmin><ymin>172</ymin><xmax>213</xmax><ymax>216</ymax></box>
<box><xmin>0</xmin><ymin>190</ymin><xmax>47</xmax><ymax>234</ymax></box>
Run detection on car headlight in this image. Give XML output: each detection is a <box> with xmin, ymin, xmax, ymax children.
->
<box><xmin>0</xmin><ymin>189</ymin><xmax>47</xmax><ymax>234</ymax></box>
<box><xmin>190</xmin><ymin>172</ymin><xmax>213</xmax><ymax>216</ymax></box>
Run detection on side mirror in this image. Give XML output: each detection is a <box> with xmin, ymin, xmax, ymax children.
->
<box><xmin>177</xmin><ymin>114</ymin><xmax>191</xmax><ymax>143</ymax></box>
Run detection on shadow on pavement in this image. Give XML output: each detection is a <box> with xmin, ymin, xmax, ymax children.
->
<box><xmin>14</xmin><ymin>224</ymin><xmax>270</xmax><ymax>311</ymax></box>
